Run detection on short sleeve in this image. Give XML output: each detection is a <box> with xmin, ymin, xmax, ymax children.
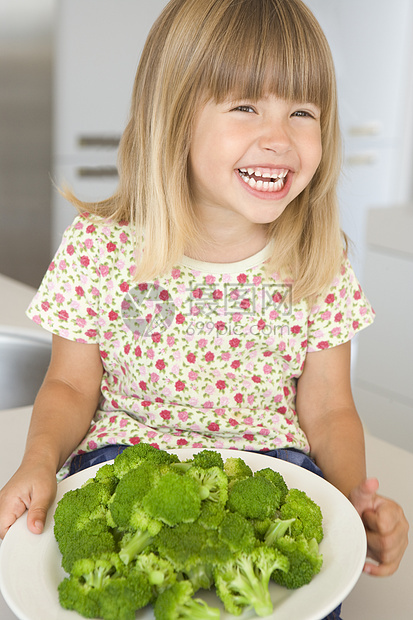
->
<box><xmin>26</xmin><ymin>215</ymin><xmax>101</xmax><ymax>343</ymax></box>
<box><xmin>306</xmin><ymin>257</ymin><xmax>375</xmax><ymax>352</ymax></box>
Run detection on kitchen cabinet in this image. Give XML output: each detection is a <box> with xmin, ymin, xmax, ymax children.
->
<box><xmin>352</xmin><ymin>207</ymin><xmax>413</xmax><ymax>453</ymax></box>
<box><xmin>307</xmin><ymin>0</ymin><xmax>413</xmax><ymax>277</ymax></box>
<box><xmin>52</xmin><ymin>0</ymin><xmax>169</xmax><ymax>249</ymax></box>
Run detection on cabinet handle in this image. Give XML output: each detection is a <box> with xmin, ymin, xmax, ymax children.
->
<box><xmin>345</xmin><ymin>153</ymin><xmax>377</xmax><ymax>166</ymax></box>
<box><xmin>76</xmin><ymin>166</ymin><xmax>118</xmax><ymax>178</ymax></box>
<box><xmin>347</xmin><ymin>122</ymin><xmax>382</xmax><ymax>137</ymax></box>
<box><xmin>78</xmin><ymin>135</ymin><xmax>121</xmax><ymax>149</ymax></box>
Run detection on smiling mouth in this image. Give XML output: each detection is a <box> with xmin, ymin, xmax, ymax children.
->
<box><xmin>238</xmin><ymin>168</ymin><xmax>289</xmax><ymax>192</ymax></box>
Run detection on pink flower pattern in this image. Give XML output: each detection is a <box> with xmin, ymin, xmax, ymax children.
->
<box><xmin>27</xmin><ymin>214</ymin><xmax>375</xmax><ymax>479</ymax></box>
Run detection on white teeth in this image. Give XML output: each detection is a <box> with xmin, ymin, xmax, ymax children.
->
<box><xmin>238</xmin><ymin>168</ymin><xmax>288</xmax><ymax>192</ymax></box>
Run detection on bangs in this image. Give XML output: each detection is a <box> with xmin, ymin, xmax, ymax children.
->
<box><xmin>201</xmin><ymin>0</ymin><xmax>334</xmax><ymax>112</ymax></box>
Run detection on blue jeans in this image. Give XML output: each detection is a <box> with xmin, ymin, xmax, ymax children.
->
<box><xmin>69</xmin><ymin>446</ymin><xmax>342</xmax><ymax>620</ymax></box>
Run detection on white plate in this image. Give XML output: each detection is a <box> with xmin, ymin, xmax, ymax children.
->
<box><xmin>0</xmin><ymin>449</ymin><xmax>366</xmax><ymax>620</ymax></box>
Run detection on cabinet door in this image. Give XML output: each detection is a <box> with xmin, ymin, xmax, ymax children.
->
<box><xmin>307</xmin><ymin>0</ymin><xmax>413</xmax><ymax>143</ymax></box>
<box><xmin>334</xmin><ymin>0</ymin><xmax>413</xmax><ymax>144</ymax></box>
<box><xmin>54</xmin><ymin>0</ymin><xmax>169</xmax><ymax>158</ymax></box>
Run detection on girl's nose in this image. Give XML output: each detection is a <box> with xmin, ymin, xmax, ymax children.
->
<box><xmin>258</xmin><ymin>121</ymin><xmax>292</xmax><ymax>154</ymax></box>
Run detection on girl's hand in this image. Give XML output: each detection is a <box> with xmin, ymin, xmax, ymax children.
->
<box><xmin>349</xmin><ymin>478</ymin><xmax>409</xmax><ymax>576</ymax></box>
<box><xmin>0</xmin><ymin>461</ymin><xmax>57</xmax><ymax>540</ymax></box>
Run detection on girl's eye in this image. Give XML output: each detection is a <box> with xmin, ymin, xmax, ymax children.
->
<box><xmin>232</xmin><ymin>105</ymin><xmax>256</xmax><ymax>113</ymax></box>
<box><xmin>292</xmin><ymin>109</ymin><xmax>317</xmax><ymax>119</ymax></box>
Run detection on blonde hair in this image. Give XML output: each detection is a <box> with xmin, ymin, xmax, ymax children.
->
<box><xmin>64</xmin><ymin>0</ymin><xmax>346</xmax><ymax>302</ymax></box>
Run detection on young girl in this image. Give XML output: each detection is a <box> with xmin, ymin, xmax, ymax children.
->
<box><xmin>0</xmin><ymin>0</ymin><xmax>408</xmax><ymax>618</ymax></box>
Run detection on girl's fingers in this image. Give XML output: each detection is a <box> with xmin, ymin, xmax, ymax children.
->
<box><xmin>26</xmin><ymin>483</ymin><xmax>57</xmax><ymax>535</ymax></box>
<box><xmin>362</xmin><ymin>502</ymin><xmax>409</xmax><ymax>576</ymax></box>
<box><xmin>0</xmin><ymin>496</ymin><xmax>28</xmax><ymax>539</ymax></box>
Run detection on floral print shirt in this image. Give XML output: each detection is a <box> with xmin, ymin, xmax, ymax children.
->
<box><xmin>27</xmin><ymin>214</ymin><xmax>375</xmax><ymax>479</ymax></box>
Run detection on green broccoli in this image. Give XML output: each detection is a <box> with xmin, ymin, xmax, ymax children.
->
<box><xmin>171</xmin><ymin>449</ymin><xmax>225</xmax><ymax>474</ymax></box>
<box><xmin>54</xmin><ymin>481</ymin><xmax>116</xmax><ymax>572</ymax></box>
<box><xmin>272</xmin><ymin>534</ymin><xmax>323</xmax><ymax>589</ymax></box>
<box><xmin>249</xmin><ymin>517</ymin><xmax>274</xmax><ymax>541</ymax></box>
<box><xmin>255</xmin><ymin>467</ymin><xmax>289</xmax><ymax>504</ymax></box>
<box><xmin>133</xmin><ymin>551</ymin><xmax>177</xmax><ymax>597</ymax></box>
<box><xmin>223</xmin><ymin>456</ymin><xmax>253</xmax><ymax>488</ymax></box>
<box><xmin>154</xmin><ymin>580</ymin><xmax>221</xmax><ymax>620</ymax></box>
<box><xmin>196</xmin><ymin>501</ymin><xmax>227</xmax><ymax>530</ymax></box>
<box><xmin>192</xmin><ymin>449</ymin><xmax>225</xmax><ymax>470</ymax></box>
<box><xmin>108</xmin><ymin>461</ymin><xmax>164</xmax><ymax>535</ymax></box>
<box><xmin>54</xmin><ymin>481</ymin><xmax>113</xmax><ymax>543</ymax></box>
<box><xmin>118</xmin><ymin>528</ymin><xmax>155</xmax><ymax>566</ymax></box>
<box><xmin>264</xmin><ymin>517</ymin><xmax>296</xmax><ymax>547</ymax></box>
<box><xmin>60</xmin><ymin>519</ymin><xmax>117</xmax><ymax>573</ymax></box>
<box><xmin>107</xmin><ymin>462</ymin><xmax>163</xmax><ymax>566</ymax></box>
<box><xmin>54</xmin><ymin>442</ymin><xmax>326</xmax><ymax>620</ymax></box>
<box><xmin>94</xmin><ymin>463</ymin><xmax>119</xmax><ymax>495</ymax></box>
<box><xmin>214</xmin><ymin>545</ymin><xmax>289</xmax><ymax>617</ymax></box>
<box><xmin>218</xmin><ymin>511</ymin><xmax>257</xmax><ymax>553</ymax></box>
<box><xmin>280</xmin><ymin>488</ymin><xmax>324</xmax><ymax>543</ymax></box>
<box><xmin>142</xmin><ymin>471</ymin><xmax>204</xmax><ymax>526</ymax></box>
<box><xmin>155</xmin><ymin>521</ymin><xmax>231</xmax><ymax>591</ymax></box>
<box><xmin>95</xmin><ymin>576</ymin><xmax>152</xmax><ymax>620</ymax></box>
<box><xmin>113</xmin><ymin>442</ymin><xmax>179</xmax><ymax>478</ymax></box>
<box><xmin>58</xmin><ymin>553</ymin><xmax>152</xmax><ymax>620</ymax></box>
<box><xmin>227</xmin><ymin>475</ymin><xmax>281</xmax><ymax>520</ymax></box>
<box><xmin>185</xmin><ymin>466</ymin><xmax>228</xmax><ymax>506</ymax></box>
<box><xmin>58</xmin><ymin>574</ymin><xmax>101</xmax><ymax>619</ymax></box>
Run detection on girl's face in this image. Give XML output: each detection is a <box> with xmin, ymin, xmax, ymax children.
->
<box><xmin>189</xmin><ymin>95</ymin><xmax>322</xmax><ymax>233</ymax></box>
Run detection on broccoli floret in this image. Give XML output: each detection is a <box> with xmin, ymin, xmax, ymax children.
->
<box><xmin>54</xmin><ymin>481</ymin><xmax>113</xmax><ymax>549</ymax></box>
<box><xmin>58</xmin><ymin>575</ymin><xmax>101</xmax><ymax>619</ymax></box>
<box><xmin>133</xmin><ymin>551</ymin><xmax>177</xmax><ymax>597</ymax></box>
<box><xmin>95</xmin><ymin>576</ymin><xmax>151</xmax><ymax>620</ymax></box>
<box><xmin>108</xmin><ymin>461</ymin><xmax>164</xmax><ymax>535</ymax></box>
<box><xmin>58</xmin><ymin>554</ymin><xmax>152</xmax><ymax>620</ymax></box>
<box><xmin>214</xmin><ymin>545</ymin><xmax>289</xmax><ymax>617</ymax></box>
<box><xmin>264</xmin><ymin>517</ymin><xmax>296</xmax><ymax>546</ymax></box>
<box><xmin>193</xmin><ymin>449</ymin><xmax>225</xmax><ymax>470</ymax></box>
<box><xmin>227</xmin><ymin>475</ymin><xmax>280</xmax><ymax>520</ymax></box>
<box><xmin>113</xmin><ymin>443</ymin><xmax>179</xmax><ymax>478</ymax></box>
<box><xmin>249</xmin><ymin>517</ymin><xmax>273</xmax><ymax>541</ymax></box>
<box><xmin>54</xmin><ymin>478</ymin><xmax>117</xmax><ymax>573</ymax></box>
<box><xmin>280</xmin><ymin>488</ymin><xmax>324</xmax><ymax>543</ymax></box>
<box><xmin>171</xmin><ymin>450</ymin><xmax>225</xmax><ymax>474</ymax></box>
<box><xmin>255</xmin><ymin>467</ymin><xmax>289</xmax><ymax>504</ymax></box>
<box><xmin>142</xmin><ymin>471</ymin><xmax>203</xmax><ymax>526</ymax></box>
<box><xmin>118</xmin><ymin>528</ymin><xmax>155</xmax><ymax>566</ymax></box>
<box><xmin>185</xmin><ymin>466</ymin><xmax>228</xmax><ymax>506</ymax></box>
<box><xmin>223</xmin><ymin>456</ymin><xmax>253</xmax><ymax>488</ymax></box>
<box><xmin>155</xmin><ymin>521</ymin><xmax>231</xmax><ymax>591</ymax></box>
<box><xmin>70</xmin><ymin>554</ymin><xmax>123</xmax><ymax>590</ymax></box>
<box><xmin>155</xmin><ymin>521</ymin><xmax>209</xmax><ymax>571</ymax></box>
<box><xmin>272</xmin><ymin>534</ymin><xmax>323</xmax><ymax>589</ymax></box>
<box><xmin>94</xmin><ymin>463</ymin><xmax>119</xmax><ymax>495</ymax></box>
<box><xmin>60</xmin><ymin>519</ymin><xmax>117</xmax><ymax>573</ymax></box>
<box><xmin>196</xmin><ymin>501</ymin><xmax>227</xmax><ymax>530</ymax></box>
<box><xmin>154</xmin><ymin>580</ymin><xmax>221</xmax><ymax>620</ymax></box>
<box><xmin>218</xmin><ymin>511</ymin><xmax>257</xmax><ymax>553</ymax></box>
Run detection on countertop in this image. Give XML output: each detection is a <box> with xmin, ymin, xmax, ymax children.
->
<box><xmin>0</xmin><ymin>273</ymin><xmax>41</xmax><ymax>332</ymax></box>
<box><xmin>0</xmin><ymin>405</ymin><xmax>411</xmax><ymax>620</ymax></box>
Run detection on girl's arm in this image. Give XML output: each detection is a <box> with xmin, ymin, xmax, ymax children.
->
<box><xmin>0</xmin><ymin>334</ymin><xmax>103</xmax><ymax>539</ymax></box>
<box><xmin>296</xmin><ymin>341</ymin><xmax>409</xmax><ymax>576</ymax></box>
<box><xmin>296</xmin><ymin>340</ymin><xmax>365</xmax><ymax>496</ymax></box>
